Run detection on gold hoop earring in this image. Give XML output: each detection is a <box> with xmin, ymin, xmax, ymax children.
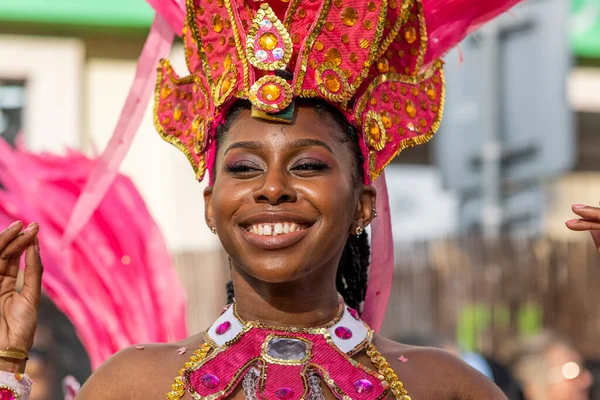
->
<box><xmin>355</xmin><ymin>226</ymin><xmax>364</xmax><ymax>236</ymax></box>
<box><xmin>211</xmin><ymin>227</ymin><xmax>217</xmax><ymax>235</ymax></box>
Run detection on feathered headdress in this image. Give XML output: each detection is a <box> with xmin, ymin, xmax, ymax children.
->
<box><xmin>63</xmin><ymin>0</ymin><xmax>525</xmax><ymax>332</ymax></box>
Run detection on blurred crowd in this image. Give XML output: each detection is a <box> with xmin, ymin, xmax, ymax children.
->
<box><xmin>400</xmin><ymin>331</ymin><xmax>596</xmax><ymax>400</ymax></box>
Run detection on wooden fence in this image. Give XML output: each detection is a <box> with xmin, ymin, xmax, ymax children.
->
<box><xmin>381</xmin><ymin>236</ymin><xmax>600</xmax><ymax>358</ymax></box>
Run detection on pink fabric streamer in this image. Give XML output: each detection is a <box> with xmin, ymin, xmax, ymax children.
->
<box><xmin>361</xmin><ymin>172</ymin><xmax>394</xmax><ymax>333</ymax></box>
<box><xmin>62</xmin><ymin>13</ymin><xmax>175</xmax><ymax>247</ymax></box>
<box><xmin>145</xmin><ymin>0</ymin><xmax>185</xmax><ymax>33</ymax></box>
<box><xmin>0</xmin><ymin>141</ymin><xmax>187</xmax><ymax>369</ymax></box>
<box><xmin>423</xmin><ymin>0</ymin><xmax>524</xmax><ymax>63</ymax></box>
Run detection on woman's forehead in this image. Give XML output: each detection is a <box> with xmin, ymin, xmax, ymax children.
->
<box><xmin>224</xmin><ymin>106</ymin><xmax>345</xmax><ymax>148</ymax></box>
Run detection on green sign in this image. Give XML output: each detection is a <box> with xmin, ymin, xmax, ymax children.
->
<box><xmin>0</xmin><ymin>0</ymin><xmax>154</xmax><ymax>29</ymax></box>
<box><xmin>572</xmin><ymin>0</ymin><xmax>600</xmax><ymax>57</ymax></box>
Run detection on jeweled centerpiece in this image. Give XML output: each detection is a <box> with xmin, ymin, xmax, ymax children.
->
<box><xmin>263</xmin><ymin>336</ymin><xmax>311</xmax><ymax>363</ymax></box>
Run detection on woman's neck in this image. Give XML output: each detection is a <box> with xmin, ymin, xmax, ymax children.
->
<box><xmin>231</xmin><ymin>267</ymin><xmax>340</xmax><ymax>328</ymax></box>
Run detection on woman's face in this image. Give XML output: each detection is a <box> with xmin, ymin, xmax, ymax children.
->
<box><xmin>204</xmin><ymin>104</ymin><xmax>375</xmax><ymax>284</ymax></box>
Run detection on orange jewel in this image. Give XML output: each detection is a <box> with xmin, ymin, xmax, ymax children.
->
<box><xmin>377</xmin><ymin>58</ymin><xmax>389</xmax><ymax>73</ymax></box>
<box><xmin>324</xmin><ymin>74</ymin><xmax>341</xmax><ymax>93</ymax></box>
<box><xmin>212</xmin><ymin>14</ymin><xmax>224</xmax><ymax>33</ymax></box>
<box><xmin>260</xmin><ymin>83</ymin><xmax>281</xmax><ymax>101</ymax></box>
<box><xmin>341</xmin><ymin>7</ymin><xmax>358</xmax><ymax>27</ymax></box>
<box><xmin>427</xmin><ymin>86</ymin><xmax>437</xmax><ymax>101</ymax></box>
<box><xmin>405</xmin><ymin>100</ymin><xmax>417</xmax><ymax>118</ymax></box>
<box><xmin>369</xmin><ymin>120</ymin><xmax>381</xmax><ymax>140</ymax></box>
<box><xmin>258</xmin><ymin>32</ymin><xmax>278</xmax><ymax>51</ymax></box>
<box><xmin>404</xmin><ymin>26</ymin><xmax>417</xmax><ymax>44</ymax></box>
<box><xmin>325</xmin><ymin>48</ymin><xmax>342</xmax><ymax>67</ymax></box>
<box><xmin>381</xmin><ymin>113</ymin><xmax>393</xmax><ymax>129</ymax></box>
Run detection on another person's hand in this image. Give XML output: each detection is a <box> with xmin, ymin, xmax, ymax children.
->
<box><xmin>0</xmin><ymin>221</ymin><xmax>42</xmax><ymax>372</ymax></box>
<box><xmin>566</xmin><ymin>204</ymin><xmax>600</xmax><ymax>252</ymax></box>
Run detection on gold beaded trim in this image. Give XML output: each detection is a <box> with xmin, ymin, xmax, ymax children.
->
<box><xmin>248</xmin><ymin>75</ymin><xmax>294</xmax><ymax>113</ymax></box>
<box><xmin>224</xmin><ymin>0</ymin><xmax>250</xmax><ymax>94</ymax></box>
<box><xmin>166</xmin><ymin>343</ymin><xmax>212</xmax><ymax>400</ymax></box>
<box><xmin>367</xmin><ymin>343</ymin><xmax>411</xmax><ymax>400</ymax></box>
<box><xmin>245</xmin><ymin>4</ymin><xmax>293</xmax><ymax>71</ymax></box>
<box><xmin>186</xmin><ymin>0</ymin><xmax>215</xmax><ymax>88</ymax></box>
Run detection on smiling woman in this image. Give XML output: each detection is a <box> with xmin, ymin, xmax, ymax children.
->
<box><xmin>0</xmin><ymin>0</ymin><xmax>546</xmax><ymax>399</ymax></box>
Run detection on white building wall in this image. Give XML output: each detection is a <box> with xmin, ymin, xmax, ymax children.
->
<box><xmin>85</xmin><ymin>45</ymin><xmax>220</xmax><ymax>253</ymax></box>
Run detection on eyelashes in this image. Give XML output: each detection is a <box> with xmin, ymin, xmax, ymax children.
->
<box><xmin>224</xmin><ymin>160</ymin><xmax>331</xmax><ymax>176</ymax></box>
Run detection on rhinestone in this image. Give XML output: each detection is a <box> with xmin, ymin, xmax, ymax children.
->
<box><xmin>405</xmin><ymin>100</ymin><xmax>417</xmax><ymax>118</ymax></box>
<box><xmin>368</xmin><ymin>121</ymin><xmax>381</xmax><ymax>141</ymax></box>
<box><xmin>201</xmin><ymin>26</ymin><xmax>209</xmax><ymax>36</ymax></box>
<box><xmin>367</xmin><ymin>1</ymin><xmax>376</xmax><ymax>11</ymax></box>
<box><xmin>419</xmin><ymin>118</ymin><xmax>427</xmax><ymax>127</ymax></box>
<box><xmin>212</xmin><ymin>14</ymin><xmax>224</xmax><ymax>33</ymax></box>
<box><xmin>229</xmin><ymin>37</ymin><xmax>236</xmax><ymax>46</ymax></box>
<box><xmin>324</xmin><ymin>74</ymin><xmax>341</xmax><ymax>93</ymax></box>
<box><xmin>219</xmin><ymin>36</ymin><xmax>226</xmax><ymax>45</ymax></box>
<box><xmin>160</xmin><ymin>86</ymin><xmax>172</xmax><ymax>100</ymax></box>
<box><xmin>354</xmin><ymin>379</ymin><xmax>374</xmax><ymax>394</ymax></box>
<box><xmin>432</xmin><ymin>104</ymin><xmax>439</xmax><ymax>112</ymax></box>
<box><xmin>315</xmin><ymin>41</ymin><xmax>325</xmax><ymax>51</ymax></box>
<box><xmin>382</xmin><ymin>93</ymin><xmax>390</xmax><ymax>103</ymax></box>
<box><xmin>390</xmin><ymin>0</ymin><xmax>398</xmax><ymax>9</ymax></box>
<box><xmin>363</xmin><ymin>20</ymin><xmax>373</xmax><ymax>30</ymax></box>
<box><xmin>173</xmin><ymin>106</ymin><xmax>183</xmax><ymax>122</ymax></box>
<box><xmin>266</xmin><ymin>337</ymin><xmax>308</xmax><ymax>361</ymax></box>
<box><xmin>225</xmin><ymin>19</ymin><xmax>231</xmax><ymax>29</ymax></box>
<box><xmin>334</xmin><ymin>0</ymin><xmax>343</xmax><ymax>8</ymax></box>
<box><xmin>223</xmin><ymin>53</ymin><xmax>233</xmax><ymax>70</ymax></box>
<box><xmin>201</xmin><ymin>374</ymin><xmax>220</xmax><ymax>389</ymax></box>
<box><xmin>292</xmin><ymin>33</ymin><xmax>300</xmax><ymax>44</ymax></box>
<box><xmin>341</xmin><ymin>34</ymin><xmax>350</xmax><ymax>44</ymax></box>
<box><xmin>335</xmin><ymin>326</ymin><xmax>353</xmax><ymax>339</ymax></box>
<box><xmin>256</xmin><ymin>50</ymin><xmax>268</xmax><ymax>61</ymax></box>
<box><xmin>298</xmin><ymin>8</ymin><xmax>307</xmax><ymax>18</ymax></box>
<box><xmin>275</xmin><ymin>388</ymin><xmax>295</xmax><ymax>399</ymax></box>
<box><xmin>411</xmin><ymin>87</ymin><xmax>419</xmax><ymax>96</ymax></box>
<box><xmin>404</xmin><ymin>26</ymin><xmax>417</xmax><ymax>44</ymax></box>
<box><xmin>349</xmin><ymin>52</ymin><xmax>358</xmax><ymax>63</ymax></box>
<box><xmin>272</xmin><ymin>48</ymin><xmax>285</xmax><ymax>60</ymax></box>
<box><xmin>325</xmin><ymin>22</ymin><xmax>335</xmax><ymax>31</ymax></box>
<box><xmin>341</xmin><ymin>7</ymin><xmax>358</xmax><ymax>27</ymax></box>
<box><xmin>381</xmin><ymin>113</ymin><xmax>392</xmax><ymax>129</ymax></box>
<box><xmin>377</xmin><ymin>58</ymin><xmax>389</xmax><ymax>73</ymax></box>
<box><xmin>309</xmin><ymin>59</ymin><xmax>319</xmax><ymax>69</ymax></box>
<box><xmin>427</xmin><ymin>86</ymin><xmax>437</xmax><ymax>101</ymax></box>
<box><xmin>206</xmin><ymin>43</ymin><xmax>214</xmax><ymax>53</ymax></box>
<box><xmin>215</xmin><ymin>321</ymin><xmax>231</xmax><ymax>335</ymax></box>
<box><xmin>259</xmin><ymin>32</ymin><xmax>278</xmax><ymax>50</ymax></box>
<box><xmin>407</xmin><ymin>122</ymin><xmax>415</xmax><ymax>132</ymax></box>
<box><xmin>370</xmin><ymin>98</ymin><xmax>377</xmax><ymax>106</ymax></box>
<box><xmin>325</xmin><ymin>48</ymin><xmax>342</xmax><ymax>67</ymax></box>
<box><xmin>259</xmin><ymin>19</ymin><xmax>273</xmax><ymax>30</ymax></box>
<box><xmin>347</xmin><ymin>307</ymin><xmax>360</xmax><ymax>320</ymax></box>
<box><xmin>433</xmin><ymin>75</ymin><xmax>441</xmax><ymax>84</ymax></box>
<box><xmin>260</xmin><ymin>83</ymin><xmax>281</xmax><ymax>101</ymax></box>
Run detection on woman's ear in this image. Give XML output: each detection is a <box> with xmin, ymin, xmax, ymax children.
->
<box><xmin>204</xmin><ymin>186</ymin><xmax>215</xmax><ymax>230</ymax></box>
<box><xmin>352</xmin><ymin>185</ymin><xmax>377</xmax><ymax>232</ymax></box>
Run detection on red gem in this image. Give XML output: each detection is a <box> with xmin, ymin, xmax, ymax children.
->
<box><xmin>335</xmin><ymin>326</ymin><xmax>353</xmax><ymax>340</ymax></box>
<box><xmin>347</xmin><ymin>307</ymin><xmax>360</xmax><ymax>320</ymax></box>
<box><xmin>275</xmin><ymin>388</ymin><xmax>294</xmax><ymax>399</ymax></box>
<box><xmin>0</xmin><ymin>388</ymin><xmax>16</xmax><ymax>400</ymax></box>
<box><xmin>216</xmin><ymin>321</ymin><xmax>231</xmax><ymax>335</ymax></box>
<box><xmin>201</xmin><ymin>374</ymin><xmax>220</xmax><ymax>389</ymax></box>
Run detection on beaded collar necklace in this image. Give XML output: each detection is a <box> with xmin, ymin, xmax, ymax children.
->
<box><xmin>167</xmin><ymin>301</ymin><xmax>410</xmax><ymax>400</ymax></box>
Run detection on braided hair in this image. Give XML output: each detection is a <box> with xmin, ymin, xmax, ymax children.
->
<box><xmin>216</xmin><ymin>100</ymin><xmax>370</xmax><ymax>312</ymax></box>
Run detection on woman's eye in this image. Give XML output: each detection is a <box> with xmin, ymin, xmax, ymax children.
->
<box><xmin>225</xmin><ymin>162</ymin><xmax>262</xmax><ymax>175</ymax></box>
<box><xmin>291</xmin><ymin>161</ymin><xmax>330</xmax><ymax>172</ymax></box>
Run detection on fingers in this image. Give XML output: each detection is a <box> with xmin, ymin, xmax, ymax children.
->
<box><xmin>0</xmin><ymin>223</ymin><xmax>39</xmax><ymax>276</ymax></box>
<box><xmin>0</xmin><ymin>221</ymin><xmax>23</xmax><ymax>251</ymax></box>
<box><xmin>21</xmin><ymin>238</ymin><xmax>43</xmax><ymax>310</ymax></box>
<box><xmin>565</xmin><ymin>204</ymin><xmax>600</xmax><ymax>232</ymax></box>
<box><xmin>571</xmin><ymin>204</ymin><xmax>600</xmax><ymax>221</ymax></box>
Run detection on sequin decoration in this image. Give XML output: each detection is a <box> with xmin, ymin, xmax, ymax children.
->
<box><xmin>341</xmin><ymin>7</ymin><xmax>358</xmax><ymax>27</ymax></box>
<box><xmin>364</xmin><ymin>110</ymin><xmax>387</xmax><ymax>151</ymax></box>
<box><xmin>316</xmin><ymin>63</ymin><xmax>353</xmax><ymax>102</ymax></box>
<box><xmin>212</xmin><ymin>64</ymin><xmax>238</xmax><ymax>106</ymax></box>
<box><xmin>246</xmin><ymin>4</ymin><xmax>293</xmax><ymax>71</ymax></box>
<box><xmin>249</xmin><ymin>75</ymin><xmax>293</xmax><ymax>112</ymax></box>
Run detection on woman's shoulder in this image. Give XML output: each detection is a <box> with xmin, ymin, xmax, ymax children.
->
<box><xmin>76</xmin><ymin>335</ymin><xmax>205</xmax><ymax>399</ymax></box>
<box><xmin>373</xmin><ymin>335</ymin><xmax>507</xmax><ymax>400</ymax></box>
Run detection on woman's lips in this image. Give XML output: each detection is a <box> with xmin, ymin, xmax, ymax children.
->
<box><xmin>239</xmin><ymin>224</ymin><xmax>309</xmax><ymax>250</ymax></box>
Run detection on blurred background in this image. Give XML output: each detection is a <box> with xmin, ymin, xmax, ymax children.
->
<box><xmin>0</xmin><ymin>0</ymin><xmax>599</xmax><ymax>399</ymax></box>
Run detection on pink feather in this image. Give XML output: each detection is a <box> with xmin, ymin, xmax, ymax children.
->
<box><xmin>0</xmin><ymin>141</ymin><xmax>187</xmax><ymax>369</ymax></box>
<box><xmin>423</xmin><ymin>0</ymin><xmax>524</xmax><ymax>63</ymax></box>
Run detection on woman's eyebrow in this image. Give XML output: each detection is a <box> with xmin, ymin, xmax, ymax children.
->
<box><xmin>287</xmin><ymin>139</ymin><xmax>334</xmax><ymax>155</ymax></box>
<box><xmin>224</xmin><ymin>141</ymin><xmax>262</xmax><ymax>155</ymax></box>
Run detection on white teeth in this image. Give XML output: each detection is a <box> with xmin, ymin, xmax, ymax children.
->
<box><xmin>247</xmin><ymin>222</ymin><xmax>305</xmax><ymax>236</ymax></box>
<box><xmin>274</xmin><ymin>223</ymin><xmax>283</xmax><ymax>235</ymax></box>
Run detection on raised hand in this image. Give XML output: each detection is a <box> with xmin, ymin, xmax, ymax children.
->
<box><xmin>566</xmin><ymin>204</ymin><xmax>600</xmax><ymax>253</ymax></box>
<box><xmin>0</xmin><ymin>221</ymin><xmax>42</xmax><ymax>371</ymax></box>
